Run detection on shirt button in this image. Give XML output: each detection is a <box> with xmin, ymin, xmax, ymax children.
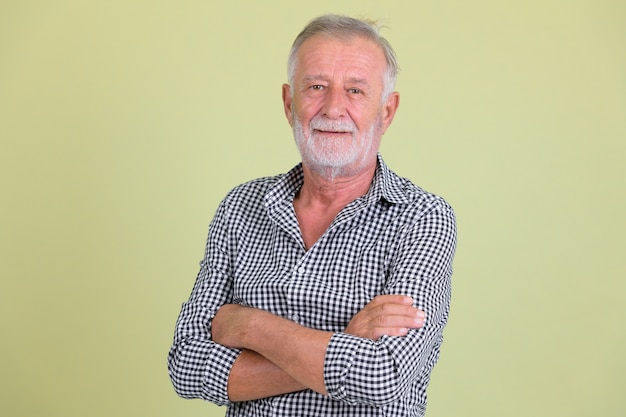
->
<box><xmin>297</xmin><ymin>267</ymin><xmax>305</xmax><ymax>274</ymax></box>
<box><xmin>292</xmin><ymin>314</ymin><xmax>300</xmax><ymax>322</ymax></box>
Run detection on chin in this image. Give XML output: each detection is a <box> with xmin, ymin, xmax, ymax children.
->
<box><xmin>303</xmin><ymin>153</ymin><xmax>372</xmax><ymax>180</ymax></box>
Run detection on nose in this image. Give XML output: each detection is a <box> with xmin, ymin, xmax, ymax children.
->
<box><xmin>322</xmin><ymin>87</ymin><xmax>347</xmax><ymax>120</ymax></box>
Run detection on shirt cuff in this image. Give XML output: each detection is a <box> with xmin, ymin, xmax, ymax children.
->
<box><xmin>323</xmin><ymin>332</ymin><xmax>367</xmax><ymax>402</ymax></box>
<box><xmin>203</xmin><ymin>343</ymin><xmax>242</xmax><ymax>405</ymax></box>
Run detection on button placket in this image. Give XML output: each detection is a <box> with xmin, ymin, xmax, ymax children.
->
<box><xmin>288</xmin><ymin>256</ymin><xmax>308</xmax><ymax>324</ymax></box>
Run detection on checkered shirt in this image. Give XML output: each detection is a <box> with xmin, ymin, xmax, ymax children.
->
<box><xmin>168</xmin><ymin>154</ymin><xmax>457</xmax><ymax>416</ymax></box>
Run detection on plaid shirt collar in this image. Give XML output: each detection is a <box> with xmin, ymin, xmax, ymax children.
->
<box><xmin>264</xmin><ymin>153</ymin><xmax>412</xmax><ymax>209</ymax></box>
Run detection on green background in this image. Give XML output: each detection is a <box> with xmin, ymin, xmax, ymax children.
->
<box><xmin>1</xmin><ymin>1</ymin><xmax>624</xmax><ymax>416</ymax></box>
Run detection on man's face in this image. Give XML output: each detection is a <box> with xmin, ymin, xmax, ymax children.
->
<box><xmin>283</xmin><ymin>35</ymin><xmax>399</xmax><ymax>178</ymax></box>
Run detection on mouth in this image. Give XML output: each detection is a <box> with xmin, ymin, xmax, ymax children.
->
<box><xmin>313</xmin><ymin>129</ymin><xmax>352</xmax><ymax>136</ymax></box>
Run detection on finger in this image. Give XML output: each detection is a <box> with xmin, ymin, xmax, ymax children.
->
<box><xmin>370</xmin><ymin>301</ymin><xmax>425</xmax><ymax>321</ymax></box>
<box><xmin>370</xmin><ymin>294</ymin><xmax>414</xmax><ymax>307</ymax></box>
<box><xmin>373</xmin><ymin>312</ymin><xmax>425</xmax><ymax>329</ymax></box>
<box><xmin>369</xmin><ymin>315</ymin><xmax>425</xmax><ymax>339</ymax></box>
<box><xmin>370</xmin><ymin>326</ymin><xmax>410</xmax><ymax>339</ymax></box>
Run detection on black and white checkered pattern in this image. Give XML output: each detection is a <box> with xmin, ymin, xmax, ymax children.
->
<box><xmin>168</xmin><ymin>154</ymin><xmax>457</xmax><ymax>417</ymax></box>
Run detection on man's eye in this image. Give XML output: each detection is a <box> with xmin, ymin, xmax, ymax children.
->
<box><xmin>348</xmin><ymin>88</ymin><xmax>362</xmax><ymax>94</ymax></box>
<box><xmin>311</xmin><ymin>85</ymin><xmax>324</xmax><ymax>90</ymax></box>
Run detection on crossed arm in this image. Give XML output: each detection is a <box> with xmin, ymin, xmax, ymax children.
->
<box><xmin>169</xmin><ymin>195</ymin><xmax>456</xmax><ymax>405</ymax></box>
<box><xmin>212</xmin><ymin>295</ymin><xmax>426</xmax><ymax>401</ymax></box>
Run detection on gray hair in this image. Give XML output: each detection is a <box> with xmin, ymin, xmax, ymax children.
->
<box><xmin>287</xmin><ymin>14</ymin><xmax>399</xmax><ymax>102</ymax></box>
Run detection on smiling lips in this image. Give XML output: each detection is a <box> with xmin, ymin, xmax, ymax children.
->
<box><xmin>309</xmin><ymin>114</ymin><xmax>357</xmax><ymax>136</ymax></box>
<box><xmin>312</xmin><ymin>129</ymin><xmax>353</xmax><ymax>140</ymax></box>
<box><xmin>315</xmin><ymin>129</ymin><xmax>351</xmax><ymax>134</ymax></box>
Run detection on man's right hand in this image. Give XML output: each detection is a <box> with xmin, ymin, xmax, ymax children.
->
<box><xmin>344</xmin><ymin>295</ymin><xmax>425</xmax><ymax>340</ymax></box>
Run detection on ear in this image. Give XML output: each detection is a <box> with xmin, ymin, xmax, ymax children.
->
<box><xmin>282</xmin><ymin>83</ymin><xmax>294</xmax><ymax>127</ymax></box>
<box><xmin>380</xmin><ymin>91</ymin><xmax>400</xmax><ymax>134</ymax></box>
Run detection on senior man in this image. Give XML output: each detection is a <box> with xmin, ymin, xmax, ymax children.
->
<box><xmin>168</xmin><ymin>14</ymin><xmax>457</xmax><ymax>417</ymax></box>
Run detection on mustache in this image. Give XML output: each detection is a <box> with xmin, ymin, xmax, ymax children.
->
<box><xmin>308</xmin><ymin>115</ymin><xmax>356</xmax><ymax>133</ymax></box>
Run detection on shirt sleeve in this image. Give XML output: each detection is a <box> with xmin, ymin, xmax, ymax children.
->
<box><xmin>324</xmin><ymin>199</ymin><xmax>457</xmax><ymax>406</ymax></box>
<box><xmin>167</xmin><ymin>195</ymin><xmax>241</xmax><ymax>406</ymax></box>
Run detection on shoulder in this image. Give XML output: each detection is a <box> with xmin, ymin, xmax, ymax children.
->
<box><xmin>410</xmin><ymin>182</ymin><xmax>454</xmax><ymax>219</ymax></box>
<box><xmin>220</xmin><ymin>174</ymin><xmax>285</xmax><ymax>211</ymax></box>
<box><xmin>384</xmin><ymin>167</ymin><xmax>455</xmax><ymax>220</ymax></box>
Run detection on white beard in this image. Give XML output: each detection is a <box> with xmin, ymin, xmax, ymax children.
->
<box><xmin>293</xmin><ymin>111</ymin><xmax>382</xmax><ymax>179</ymax></box>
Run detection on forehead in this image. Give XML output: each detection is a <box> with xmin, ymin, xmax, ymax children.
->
<box><xmin>294</xmin><ymin>34</ymin><xmax>386</xmax><ymax>82</ymax></box>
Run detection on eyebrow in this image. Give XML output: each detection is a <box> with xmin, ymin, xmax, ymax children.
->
<box><xmin>302</xmin><ymin>75</ymin><xmax>328</xmax><ymax>84</ymax></box>
<box><xmin>302</xmin><ymin>75</ymin><xmax>370</xmax><ymax>86</ymax></box>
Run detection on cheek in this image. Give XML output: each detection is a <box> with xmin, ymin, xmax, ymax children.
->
<box><xmin>349</xmin><ymin>101</ymin><xmax>380</xmax><ymax>125</ymax></box>
<box><xmin>295</xmin><ymin>95</ymin><xmax>328</xmax><ymax>118</ymax></box>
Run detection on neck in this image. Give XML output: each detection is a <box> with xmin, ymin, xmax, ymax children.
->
<box><xmin>297</xmin><ymin>161</ymin><xmax>376</xmax><ymax>209</ymax></box>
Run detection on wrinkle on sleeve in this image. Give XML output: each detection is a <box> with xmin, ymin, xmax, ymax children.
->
<box><xmin>324</xmin><ymin>200</ymin><xmax>456</xmax><ymax>407</ymax></box>
<box><xmin>167</xmin><ymin>193</ymin><xmax>242</xmax><ymax>406</ymax></box>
